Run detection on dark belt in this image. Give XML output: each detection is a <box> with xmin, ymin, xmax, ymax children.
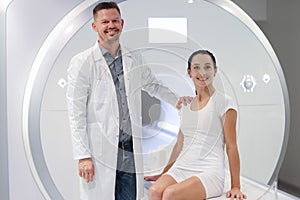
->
<box><xmin>118</xmin><ymin>139</ymin><xmax>133</xmax><ymax>152</ymax></box>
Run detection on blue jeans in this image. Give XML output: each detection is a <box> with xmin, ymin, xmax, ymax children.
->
<box><xmin>115</xmin><ymin>170</ymin><xmax>136</xmax><ymax>200</ymax></box>
<box><xmin>115</xmin><ymin>138</ymin><xmax>136</xmax><ymax>200</ymax></box>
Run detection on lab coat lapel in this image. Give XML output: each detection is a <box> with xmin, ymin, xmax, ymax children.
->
<box><xmin>91</xmin><ymin>42</ymin><xmax>105</xmax><ymax>63</ymax></box>
<box><xmin>91</xmin><ymin>42</ymin><xmax>112</xmax><ymax>80</ymax></box>
<box><xmin>122</xmin><ymin>47</ymin><xmax>133</xmax><ymax>97</ymax></box>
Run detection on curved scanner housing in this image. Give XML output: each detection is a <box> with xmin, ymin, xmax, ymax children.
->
<box><xmin>13</xmin><ymin>0</ymin><xmax>290</xmax><ymax>199</ymax></box>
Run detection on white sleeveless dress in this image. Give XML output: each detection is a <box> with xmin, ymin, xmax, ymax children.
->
<box><xmin>165</xmin><ymin>91</ymin><xmax>237</xmax><ymax>198</ymax></box>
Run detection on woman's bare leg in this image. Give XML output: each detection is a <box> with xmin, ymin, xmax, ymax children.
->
<box><xmin>162</xmin><ymin>176</ymin><xmax>206</xmax><ymax>200</ymax></box>
<box><xmin>149</xmin><ymin>174</ymin><xmax>177</xmax><ymax>200</ymax></box>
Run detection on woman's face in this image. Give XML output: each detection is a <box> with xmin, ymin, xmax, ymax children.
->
<box><xmin>189</xmin><ymin>53</ymin><xmax>216</xmax><ymax>88</ymax></box>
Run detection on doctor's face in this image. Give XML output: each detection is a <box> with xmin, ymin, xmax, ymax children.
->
<box><xmin>92</xmin><ymin>8</ymin><xmax>124</xmax><ymax>44</ymax></box>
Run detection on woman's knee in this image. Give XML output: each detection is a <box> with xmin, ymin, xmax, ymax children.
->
<box><xmin>162</xmin><ymin>186</ymin><xmax>178</xmax><ymax>200</ymax></box>
<box><xmin>149</xmin><ymin>183</ymin><xmax>164</xmax><ymax>198</ymax></box>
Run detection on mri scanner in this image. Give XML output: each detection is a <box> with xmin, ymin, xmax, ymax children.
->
<box><xmin>1</xmin><ymin>0</ymin><xmax>299</xmax><ymax>199</ymax></box>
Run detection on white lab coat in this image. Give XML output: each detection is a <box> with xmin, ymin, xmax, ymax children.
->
<box><xmin>66</xmin><ymin>42</ymin><xmax>179</xmax><ymax>200</ymax></box>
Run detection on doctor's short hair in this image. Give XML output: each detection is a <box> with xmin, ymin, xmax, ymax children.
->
<box><xmin>93</xmin><ymin>1</ymin><xmax>121</xmax><ymax>19</ymax></box>
<box><xmin>187</xmin><ymin>50</ymin><xmax>217</xmax><ymax>70</ymax></box>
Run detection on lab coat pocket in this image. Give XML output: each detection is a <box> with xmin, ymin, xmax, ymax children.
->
<box><xmin>87</xmin><ymin>122</ymin><xmax>103</xmax><ymax>158</ymax></box>
<box><xmin>92</xmin><ymin>78</ymin><xmax>111</xmax><ymax>105</ymax></box>
<box><xmin>92</xmin><ymin>78</ymin><xmax>118</xmax><ymax>120</ymax></box>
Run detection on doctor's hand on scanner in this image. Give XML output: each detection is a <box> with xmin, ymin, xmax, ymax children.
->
<box><xmin>78</xmin><ymin>158</ymin><xmax>95</xmax><ymax>183</ymax></box>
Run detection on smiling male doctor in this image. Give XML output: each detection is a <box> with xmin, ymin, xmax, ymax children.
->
<box><xmin>66</xmin><ymin>2</ymin><xmax>185</xmax><ymax>200</ymax></box>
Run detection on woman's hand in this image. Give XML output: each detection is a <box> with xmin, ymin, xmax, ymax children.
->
<box><xmin>144</xmin><ymin>174</ymin><xmax>162</xmax><ymax>182</ymax></box>
<box><xmin>226</xmin><ymin>187</ymin><xmax>247</xmax><ymax>200</ymax></box>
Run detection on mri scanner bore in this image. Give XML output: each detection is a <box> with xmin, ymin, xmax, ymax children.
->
<box><xmin>22</xmin><ymin>0</ymin><xmax>289</xmax><ymax>199</ymax></box>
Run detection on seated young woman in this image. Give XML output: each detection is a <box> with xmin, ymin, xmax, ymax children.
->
<box><xmin>144</xmin><ymin>50</ymin><xmax>247</xmax><ymax>200</ymax></box>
